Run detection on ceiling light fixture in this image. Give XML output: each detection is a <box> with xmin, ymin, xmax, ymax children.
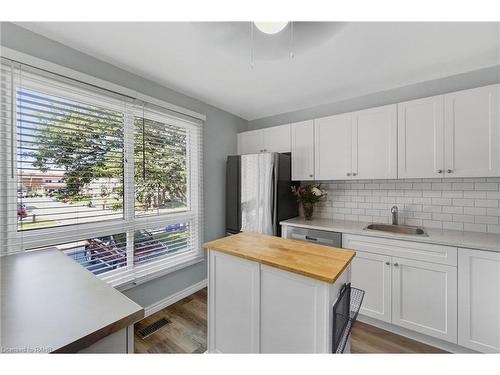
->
<box><xmin>254</xmin><ymin>22</ymin><xmax>289</xmax><ymax>35</ymax></box>
<box><xmin>250</xmin><ymin>22</ymin><xmax>294</xmax><ymax>69</ymax></box>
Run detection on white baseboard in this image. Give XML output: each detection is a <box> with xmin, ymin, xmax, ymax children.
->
<box><xmin>357</xmin><ymin>315</ymin><xmax>477</xmax><ymax>353</ymax></box>
<box><xmin>144</xmin><ymin>279</ymin><xmax>207</xmax><ymax>317</ymax></box>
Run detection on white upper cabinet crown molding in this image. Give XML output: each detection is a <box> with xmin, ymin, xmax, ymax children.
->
<box><xmin>291</xmin><ymin>120</ymin><xmax>315</xmax><ymax>181</ymax></box>
<box><xmin>398</xmin><ymin>95</ymin><xmax>445</xmax><ymax>178</ymax></box>
<box><xmin>351</xmin><ymin>104</ymin><xmax>398</xmax><ymax>180</ymax></box>
<box><xmin>444</xmin><ymin>84</ymin><xmax>500</xmax><ymax>178</ymax></box>
<box><xmin>314</xmin><ymin>113</ymin><xmax>352</xmax><ymax>180</ymax></box>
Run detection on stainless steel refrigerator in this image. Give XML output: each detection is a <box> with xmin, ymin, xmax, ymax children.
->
<box><xmin>226</xmin><ymin>152</ymin><xmax>298</xmax><ymax>237</ymax></box>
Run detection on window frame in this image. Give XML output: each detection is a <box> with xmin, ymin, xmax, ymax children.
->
<box><xmin>1</xmin><ymin>55</ymin><xmax>204</xmax><ymax>287</ymax></box>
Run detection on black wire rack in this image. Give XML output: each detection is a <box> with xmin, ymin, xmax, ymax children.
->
<box><xmin>334</xmin><ymin>286</ymin><xmax>365</xmax><ymax>354</ymax></box>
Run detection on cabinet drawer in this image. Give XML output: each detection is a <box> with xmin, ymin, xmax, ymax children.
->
<box><xmin>343</xmin><ymin>234</ymin><xmax>457</xmax><ymax>266</ymax></box>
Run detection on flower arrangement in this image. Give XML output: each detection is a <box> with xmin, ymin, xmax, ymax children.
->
<box><xmin>291</xmin><ymin>184</ymin><xmax>327</xmax><ymax>220</ymax></box>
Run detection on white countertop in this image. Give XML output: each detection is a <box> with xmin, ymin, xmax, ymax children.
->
<box><xmin>281</xmin><ymin>217</ymin><xmax>500</xmax><ymax>253</ymax></box>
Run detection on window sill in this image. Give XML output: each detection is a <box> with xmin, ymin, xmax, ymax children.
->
<box><xmin>115</xmin><ymin>253</ymin><xmax>205</xmax><ymax>292</ymax></box>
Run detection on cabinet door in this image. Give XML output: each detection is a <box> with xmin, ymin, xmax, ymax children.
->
<box><xmin>208</xmin><ymin>250</ymin><xmax>260</xmax><ymax>353</ymax></box>
<box><xmin>263</xmin><ymin>124</ymin><xmax>291</xmax><ymax>153</ymax></box>
<box><xmin>314</xmin><ymin>113</ymin><xmax>352</xmax><ymax>180</ymax></box>
<box><xmin>398</xmin><ymin>95</ymin><xmax>445</xmax><ymax>178</ymax></box>
<box><xmin>352</xmin><ymin>104</ymin><xmax>397</xmax><ymax>179</ymax></box>
<box><xmin>291</xmin><ymin>120</ymin><xmax>315</xmax><ymax>180</ymax></box>
<box><xmin>350</xmin><ymin>251</ymin><xmax>392</xmax><ymax>323</ymax></box>
<box><xmin>458</xmin><ymin>248</ymin><xmax>500</xmax><ymax>353</ymax></box>
<box><xmin>392</xmin><ymin>257</ymin><xmax>457</xmax><ymax>343</ymax></box>
<box><xmin>260</xmin><ymin>265</ymin><xmax>329</xmax><ymax>353</ymax></box>
<box><xmin>444</xmin><ymin>84</ymin><xmax>500</xmax><ymax>177</ymax></box>
<box><xmin>237</xmin><ymin>130</ymin><xmax>263</xmax><ymax>155</ymax></box>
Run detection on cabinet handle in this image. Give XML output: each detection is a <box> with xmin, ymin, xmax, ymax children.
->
<box><xmin>385</xmin><ymin>261</ymin><xmax>390</xmax><ymax>266</ymax></box>
<box><xmin>394</xmin><ymin>262</ymin><xmax>399</xmax><ymax>267</ymax></box>
<box><xmin>437</xmin><ymin>169</ymin><xmax>443</xmax><ymax>174</ymax></box>
<box><xmin>346</xmin><ymin>173</ymin><xmax>351</xmax><ymax>176</ymax></box>
<box><xmin>447</xmin><ymin>169</ymin><xmax>453</xmax><ymax>173</ymax></box>
<box><xmin>352</xmin><ymin>172</ymin><xmax>357</xmax><ymax>176</ymax></box>
<box><xmin>309</xmin><ymin>174</ymin><xmax>313</xmax><ymax>178</ymax></box>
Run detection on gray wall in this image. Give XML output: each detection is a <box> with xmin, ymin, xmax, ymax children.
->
<box><xmin>248</xmin><ymin>65</ymin><xmax>500</xmax><ymax>130</ymax></box>
<box><xmin>0</xmin><ymin>22</ymin><xmax>247</xmax><ymax>307</ymax></box>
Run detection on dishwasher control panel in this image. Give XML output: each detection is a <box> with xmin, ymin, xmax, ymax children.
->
<box><xmin>286</xmin><ymin>226</ymin><xmax>342</xmax><ymax>248</ymax></box>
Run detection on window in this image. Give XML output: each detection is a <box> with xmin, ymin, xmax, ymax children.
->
<box><xmin>16</xmin><ymin>86</ymin><xmax>124</xmax><ymax>231</ymax></box>
<box><xmin>1</xmin><ymin>58</ymin><xmax>203</xmax><ymax>287</ymax></box>
<box><xmin>134</xmin><ymin>115</ymin><xmax>187</xmax><ymax>216</ymax></box>
<box><xmin>55</xmin><ymin>232</ymin><xmax>128</xmax><ymax>275</ymax></box>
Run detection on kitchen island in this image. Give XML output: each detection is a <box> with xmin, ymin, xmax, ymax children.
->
<box><xmin>203</xmin><ymin>232</ymin><xmax>356</xmax><ymax>353</ymax></box>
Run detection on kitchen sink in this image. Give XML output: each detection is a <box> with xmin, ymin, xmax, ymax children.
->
<box><xmin>364</xmin><ymin>223</ymin><xmax>427</xmax><ymax>236</ymax></box>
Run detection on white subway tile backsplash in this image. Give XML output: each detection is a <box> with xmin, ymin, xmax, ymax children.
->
<box><xmin>487</xmin><ymin>208</ymin><xmax>500</xmax><ymax>216</ymax></box>
<box><xmin>442</xmin><ymin>206</ymin><xmax>463</xmax><ymax>214</ymax></box>
<box><xmin>463</xmin><ymin>191</ymin><xmax>487</xmax><ymax>199</ymax></box>
<box><xmin>452</xmin><ymin>198</ymin><xmax>474</xmax><ymax>207</ymax></box>
<box><xmin>432</xmin><ymin>198</ymin><xmax>452</xmax><ymax>206</ymax></box>
<box><xmin>453</xmin><ymin>182</ymin><xmax>474</xmax><ymax>190</ymax></box>
<box><xmin>443</xmin><ymin>222</ymin><xmax>464</xmax><ymax>231</ymax></box>
<box><xmin>432</xmin><ymin>213</ymin><xmax>453</xmax><ymax>221</ymax></box>
<box><xmin>487</xmin><ymin>191</ymin><xmax>500</xmax><ymax>199</ymax></box>
<box><xmin>475</xmin><ymin>199</ymin><xmax>499</xmax><ymax>208</ymax></box>
<box><xmin>475</xmin><ymin>182</ymin><xmax>499</xmax><ymax>190</ymax></box>
<box><xmin>316</xmin><ymin>177</ymin><xmax>500</xmax><ymax>233</ymax></box>
<box><xmin>487</xmin><ymin>225</ymin><xmax>500</xmax><ymax>234</ymax></box>
<box><xmin>475</xmin><ymin>216</ymin><xmax>499</xmax><ymax>225</ymax></box>
<box><xmin>464</xmin><ymin>223</ymin><xmax>487</xmax><ymax>232</ymax></box>
<box><xmin>464</xmin><ymin>207</ymin><xmax>487</xmax><ymax>216</ymax></box>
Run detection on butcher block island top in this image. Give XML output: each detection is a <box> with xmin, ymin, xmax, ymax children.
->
<box><xmin>203</xmin><ymin>232</ymin><xmax>355</xmax><ymax>283</ymax></box>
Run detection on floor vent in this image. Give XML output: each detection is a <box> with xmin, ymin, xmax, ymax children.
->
<box><xmin>138</xmin><ymin>318</ymin><xmax>171</xmax><ymax>339</ymax></box>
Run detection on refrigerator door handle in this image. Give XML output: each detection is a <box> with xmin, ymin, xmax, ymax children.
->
<box><xmin>272</xmin><ymin>153</ymin><xmax>279</xmax><ymax>236</ymax></box>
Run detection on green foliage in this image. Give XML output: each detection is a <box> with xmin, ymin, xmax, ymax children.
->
<box><xmin>29</xmin><ymin>98</ymin><xmax>187</xmax><ymax>212</ymax></box>
<box><xmin>134</xmin><ymin>117</ymin><xmax>187</xmax><ymax>212</ymax></box>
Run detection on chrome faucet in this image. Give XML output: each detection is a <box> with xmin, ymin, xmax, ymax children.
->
<box><xmin>391</xmin><ymin>206</ymin><xmax>399</xmax><ymax>225</ymax></box>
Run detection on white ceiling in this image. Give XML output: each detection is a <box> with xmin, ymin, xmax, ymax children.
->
<box><xmin>16</xmin><ymin>22</ymin><xmax>500</xmax><ymax>121</ymax></box>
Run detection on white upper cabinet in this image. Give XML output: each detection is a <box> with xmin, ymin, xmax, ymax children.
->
<box><xmin>458</xmin><ymin>248</ymin><xmax>500</xmax><ymax>353</ymax></box>
<box><xmin>237</xmin><ymin>84</ymin><xmax>500</xmax><ymax>180</ymax></box>
<box><xmin>444</xmin><ymin>84</ymin><xmax>500</xmax><ymax>177</ymax></box>
<box><xmin>237</xmin><ymin>129</ymin><xmax>263</xmax><ymax>155</ymax></box>
<box><xmin>351</xmin><ymin>104</ymin><xmax>397</xmax><ymax>179</ymax></box>
<box><xmin>291</xmin><ymin>120</ymin><xmax>315</xmax><ymax>181</ymax></box>
<box><xmin>314</xmin><ymin>113</ymin><xmax>352</xmax><ymax>180</ymax></box>
<box><xmin>398</xmin><ymin>95</ymin><xmax>445</xmax><ymax>178</ymax></box>
<box><xmin>263</xmin><ymin>124</ymin><xmax>291</xmax><ymax>153</ymax></box>
<box><xmin>237</xmin><ymin>124</ymin><xmax>291</xmax><ymax>154</ymax></box>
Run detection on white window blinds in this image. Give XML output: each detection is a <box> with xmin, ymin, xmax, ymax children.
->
<box><xmin>0</xmin><ymin>57</ymin><xmax>203</xmax><ymax>287</ymax></box>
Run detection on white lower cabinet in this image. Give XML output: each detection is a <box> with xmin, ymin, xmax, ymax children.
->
<box><xmin>208</xmin><ymin>251</ymin><xmax>260</xmax><ymax>353</ymax></box>
<box><xmin>351</xmin><ymin>251</ymin><xmax>392</xmax><ymax>323</ymax></box>
<box><xmin>458</xmin><ymin>248</ymin><xmax>500</xmax><ymax>353</ymax></box>
<box><xmin>260</xmin><ymin>265</ymin><xmax>332</xmax><ymax>353</ymax></box>
<box><xmin>344</xmin><ymin>234</ymin><xmax>458</xmax><ymax>344</ymax></box>
<box><xmin>391</xmin><ymin>257</ymin><xmax>457</xmax><ymax>342</ymax></box>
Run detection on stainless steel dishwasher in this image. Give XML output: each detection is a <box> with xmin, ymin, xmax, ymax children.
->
<box><xmin>287</xmin><ymin>227</ymin><xmax>342</xmax><ymax>248</ymax></box>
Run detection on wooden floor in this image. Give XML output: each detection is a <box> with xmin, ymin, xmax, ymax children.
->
<box><xmin>134</xmin><ymin>288</ymin><xmax>445</xmax><ymax>354</ymax></box>
<box><xmin>134</xmin><ymin>288</ymin><xmax>207</xmax><ymax>353</ymax></box>
<box><xmin>351</xmin><ymin>321</ymin><xmax>446</xmax><ymax>353</ymax></box>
